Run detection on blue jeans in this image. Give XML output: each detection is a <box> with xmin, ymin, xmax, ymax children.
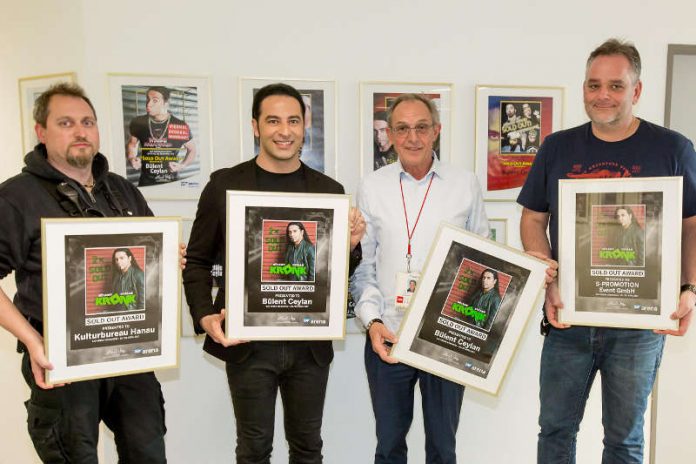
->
<box><xmin>538</xmin><ymin>326</ymin><xmax>665</xmax><ymax>464</ymax></box>
<box><xmin>364</xmin><ymin>338</ymin><xmax>464</xmax><ymax>464</ymax></box>
<box><xmin>225</xmin><ymin>341</ymin><xmax>330</xmax><ymax>464</ymax></box>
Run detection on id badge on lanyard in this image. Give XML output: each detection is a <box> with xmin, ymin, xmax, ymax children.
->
<box><xmin>394</xmin><ymin>271</ymin><xmax>420</xmax><ymax>310</ymax></box>
<box><xmin>394</xmin><ymin>172</ymin><xmax>434</xmax><ymax>310</ymax></box>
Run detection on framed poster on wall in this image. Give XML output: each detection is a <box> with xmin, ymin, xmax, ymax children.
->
<box><xmin>18</xmin><ymin>72</ymin><xmax>77</xmax><ymax>154</ymax></box>
<box><xmin>360</xmin><ymin>81</ymin><xmax>452</xmax><ymax>177</ymax></box>
<box><xmin>475</xmin><ymin>85</ymin><xmax>563</xmax><ymax>200</ymax></box>
<box><xmin>108</xmin><ymin>74</ymin><xmax>213</xmax><ymax>200</ymax></box>
<box><xmin>239</xmin><ymin>77</ymin><xmax>336</xmax><ymax>178</ymax></box>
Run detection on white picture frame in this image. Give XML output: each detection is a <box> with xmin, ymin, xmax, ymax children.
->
<box><xmin>558</xmin><ymin>177</ymin><xmax>681</xmax><ymax>330</ymax></box>
<box><xmin>42</xmin><ymin>217</ymin><xmax>181</xmax><ymax>384</ymax></box>
<box><xmin>226</xmin><ymin>191</ymin><xmax>350</xmax><ymax>340</ymax></box>
<box><xmin>392</xmin><ymin>223</ymin><xmax>547</xmax><ymax>394</ymax></box>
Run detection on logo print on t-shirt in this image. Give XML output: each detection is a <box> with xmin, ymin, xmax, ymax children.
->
<box><xmin>566</xmin><ymin>161</ymin><xmax>638</xmax><ymax>179</ymax></box>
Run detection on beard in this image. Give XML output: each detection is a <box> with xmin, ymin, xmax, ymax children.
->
<box><xmin>67</xmin><ymin>152</ymin><xmax>94</xmax><ymax>168</ymax></box>
<box><xmin>66</xmin><ymin>141</ymin><xmax>96</xmax><ymax>168</ymax></box>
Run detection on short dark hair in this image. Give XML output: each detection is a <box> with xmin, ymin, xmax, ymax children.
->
<box><xmin>481</xmin><ymin>268</ymin><xmax>500</xmax><ymax>292</ymax></box>
<box><xmin>587</xmin><ymin>38</ymin><xmax>641</xmax><ymax>83</ymax></box>
<box><xmin>147</xmin><ymin>86</ymin><xmax>171</xmax><ymax>102</ymax></box>
<box><xmin>33</xmin><ymin>82</ymin><xmax>96</xmax><ymax>127</ymax></box>
<box><xmin>252</xmin><ymin>83</ymin><xmax>305</xmax><ymax>122</ymax></box>
<box><xmin>374</xmin><ymin>111</ymin><xmax>389</xmax><ymax>123</ymax></box>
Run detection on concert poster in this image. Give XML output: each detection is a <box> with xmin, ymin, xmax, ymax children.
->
<box><xmin>575</xmin><ymin>193</ymin><xmax>660</xmax><ymax>315</ymax></box>
<box><xmin>65</xmin><ymin>233</ymin><xmax>163</xmax><ymax>367</ymax></box>
<box><xmin>474</xmin><ymin>85</ymin><xmax>564</xmax><ymax>200</ymax></box>
<box><xmin>108</xmin><ymin>74</ymin><xmax>212</xmax><ymax>200</ymax></box>
<box><xmin>411</xmin><ymin>243</ymin><xmax>527</xmax><ymax>379</ymax></box>
<box><xmin>486</xmin><ymin>96</ymin><xmax>553</xmax><ymax>191</ymax></box>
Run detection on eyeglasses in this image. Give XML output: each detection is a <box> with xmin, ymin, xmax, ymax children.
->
<box><xmin>391</xmin><ymin>123</ymin><xmax>434</xmax><ymax>138</ymax></box>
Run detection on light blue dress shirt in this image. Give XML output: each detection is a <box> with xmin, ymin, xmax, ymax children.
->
<box><xmin>351</xmin><ymin>157</ymin><xmax>489</xmax><ymax>334</ymax></box>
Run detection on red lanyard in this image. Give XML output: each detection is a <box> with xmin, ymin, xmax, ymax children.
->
<box><xmin>400</xmin><ymin>172</ymin><xmax>435</xmax><ymax>271</ymax></box>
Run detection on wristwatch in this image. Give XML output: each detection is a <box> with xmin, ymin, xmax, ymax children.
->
<box><xmin>365</xmin><ymin>318</ymin><xmax>383</xmax><ymax>332</ymax></box>
<box><xmin>680</xmin><ymin>284</ymin><xmax>696</xmax><ymax>296</ymax></box>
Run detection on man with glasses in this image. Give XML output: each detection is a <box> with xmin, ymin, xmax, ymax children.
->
<box><xmin>0</xmin><ymin>83</ymin><xmax>167</xmax><ymax>462</ymax></box>
<box><xmin>351</xmin><ymin>93</ymin><xmax>489</xmax><ymax>464</ymax></box>
<box><xmin>518</xmin><ymin>38</ymin><xmax>696</xmax><ymax>463</ymax></box>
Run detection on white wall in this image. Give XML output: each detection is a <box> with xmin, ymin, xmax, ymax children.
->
<box><xmin>2</xmin><ymin>0</ymin><xmax>696</xmax><ymax>462</ymax></box>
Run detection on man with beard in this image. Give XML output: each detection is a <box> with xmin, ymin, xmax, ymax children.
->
<box><xmin>519</xmin><ymin>38</ymin><xmax>696</xmax><ymax>463</ymax></box>
<box><xmin>0</xmin><ymin>83</ymin><xmax>167</xmax><ymax>462</ymax></box>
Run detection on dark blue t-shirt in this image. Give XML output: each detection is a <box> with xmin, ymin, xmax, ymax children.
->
<box><xmin>517</xmin><ymin>120</ymin><xmax>696</xmax><ymax>259</ymax></box>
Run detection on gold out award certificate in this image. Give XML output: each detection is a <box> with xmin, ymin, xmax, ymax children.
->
<box><xmin>558</xmin><ymin>177</ymin><xmax>681</xmax><ymax>330</ymax></box>
<box><xmin>226</xmin><ymin>191</ymin><xmax>350</xmax><ymax>340</ymax></box>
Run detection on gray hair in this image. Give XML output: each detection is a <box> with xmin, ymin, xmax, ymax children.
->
<box><xmin>386</xmin><ymin>93</ymin><xmax>440</xmax><ymax>127</ymax></box>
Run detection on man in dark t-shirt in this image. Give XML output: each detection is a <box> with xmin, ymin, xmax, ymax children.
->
<box><xmin>518</xmin><ymin>38</ymin><xmax>696</xmax><ymax>463</ymax></box>
<box><xmin>126</xmin><ymin>86</ymin><xmax>197</xmax><ymax>186</ymax></box>
<box><xmin>183</xmin><ymin>83</ymin><xmax>365</xmax><ymax>462</ymax></box>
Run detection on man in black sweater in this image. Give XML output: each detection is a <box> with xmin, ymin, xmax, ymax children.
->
<box><xmin>183</xmin><ymin>83</ymin><xmax>364</xmax><ymax>463</ymax></box>
<box><xmin>0</xmin><ymin>83</ymin><xmax>166</xmax><ymax>463</ymax></box>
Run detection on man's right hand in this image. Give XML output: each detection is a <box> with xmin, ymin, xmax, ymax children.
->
<box><xmin>25</xmin><ymin>336</ymin><xmax>63</xmax><ymax>389</ymax></box>
<box><xmin>368</xmin><ymin>321</ymin><xmax>399</xmax><ymax>364</ymax></box>
<box><xmin>544</xmin><ymin>281</ymin><xmax>570</xmax><ymax>329</ymax></box>
<box><xmin>199</xmin><ymin>309</ymin><xmax>249</xmax><ymax>347</ymax></box>
<box><xmin>128</xmin><ymin>157</ymin><xmax>142</xmax><ymax>170</ymax></box>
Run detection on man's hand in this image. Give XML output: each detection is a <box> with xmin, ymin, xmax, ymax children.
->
<box><xmin>199</xmin><ymin>310</ymin><xmax>248</xmax><ymax>347</ymax></box>
<box><xmin>655</xmin><ymin>290</ymin><xmax>695</xmax><ymax>336</ymax></box>
<box><xmin>368</xmin><ymin>322</ymin><xmax>399</xmax><ymax>364</ymax></box>
<box><xmin>349</xmin><ymin>207</ymin><xmax>366</xmax><ymax>251</ymax></box>
<box><xmin>25</xmin><ymin>336</ymin><xmax>63</xmax><ymax>389</ymax></box>
<box><xmin>179</xmin><ymin>242</ymin><xmax>187</xmax><ymax>270</ymax></box>
<box><xmin>525</xmin><ymin>250</ymin><xmax>558</xmax><ymax>287</ymax></box>
<box><xmin>544</xmin><ymin>281</ymin><xmax>570</xmax><ymax>329</ymax></box>
<box><xmin>129</xmin><ymin>157</ymin><xmax>141</xmax><ymax>170</ymax></box>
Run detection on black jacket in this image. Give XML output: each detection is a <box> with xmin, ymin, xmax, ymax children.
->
<box><xmin>183</xmin><ymin>159</ymin><xmax>360</xmax><ymax>366</ymax></box>
<box><xmin>0</xmin><ymin>145</ymin><xmax>152</xmax><ymax>325</ymax></box>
